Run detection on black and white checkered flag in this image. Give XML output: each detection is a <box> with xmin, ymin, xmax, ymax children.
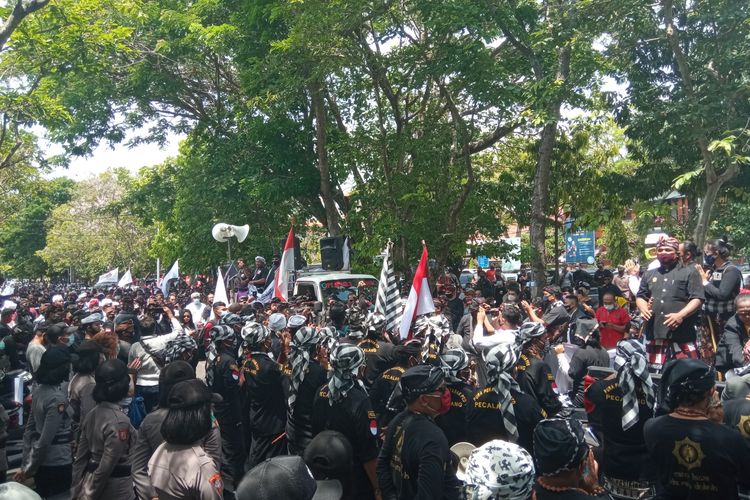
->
<box><xmin>375</xmin><ymin>241</ymin><xmax>403</xmax><ymax>334</ymax></box>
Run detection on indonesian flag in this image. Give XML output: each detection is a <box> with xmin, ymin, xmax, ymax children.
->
<box><xmin>274</xmin><ymin>226</ymin><xmax>296</xmax><ymax>302</ymax></box>
<box><xmin>398</xmin><ymin>243</ymin><xmax>435</xmax><ymax>339</ymax></box>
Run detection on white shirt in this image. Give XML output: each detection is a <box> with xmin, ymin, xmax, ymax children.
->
<box><xmin>472</xmin><ymin>323</ymin><xmax>518</xmax><ymax>350</ymax></box>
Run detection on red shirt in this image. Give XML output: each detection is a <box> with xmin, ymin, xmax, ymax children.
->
<box><xmin>595</xmin><ymin>306</ymin><xmax>630</xmax><ymax>349</ymax></box>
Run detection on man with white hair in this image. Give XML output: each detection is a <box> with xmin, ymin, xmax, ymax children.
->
<box><xmin>51</xmin><ymin>295</ymin><xmax>64</xmax><ymax>308</ymax></box>
<box><xmin>250</xmin><ymin>256</ymin><xmax>270</xmax><ymax>293</ymax></box>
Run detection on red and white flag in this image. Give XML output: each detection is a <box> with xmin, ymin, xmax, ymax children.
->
<box><xmin>399</xmin><ymin>243</ymin><xmax>435</xmax><ymax>339</ymax></box>
<box><xmin>274</xmin><ymin>226</ymin><xmax>296</xmax><ymax>302</ymax></box>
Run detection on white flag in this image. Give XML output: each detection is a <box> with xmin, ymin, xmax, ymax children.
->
<box><xmin>342</xmin><ymin>237</ymin><xmax>350</xmax><ymax>271</ymax></box>
<box><xmin>117</xmin><ymin>269</ymin><xmax>133</xmax><ymax>288</ymax></box>
<box><xmin>96</xmin><ymin>268</ymin><xmax>119</xmax><ymax>285</ymax></box>
<box><xmin>160</xmin><ymin>260</ymin><xmax>179</xmax><ymax>296</ymax></box>
<box><xmin>398</xmin><ymin>245</ymin><xmax>435</xmax><ymax>339</ymax></box>
<box><xmin>214</xmin><ymin>267</ymin><xmax>229</xmax><ymax>306</ymax></box>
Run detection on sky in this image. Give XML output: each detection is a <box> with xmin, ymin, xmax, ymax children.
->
<box><xmin>44</xmin><ymin>129</ymin><xmax>184</xmax><ymax>181</ymax></box>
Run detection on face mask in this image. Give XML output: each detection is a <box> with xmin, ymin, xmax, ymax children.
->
<box><xmin>193</xmin><ymin>298</ymin><xmax>201</xmax><ymax>305</ymax></box>
<box><xmin>0</xmin><ymin>340</ymin><xmax>5</xmax><ymax>350</ymax></box>
<box><xmin>704</xmin><ymin>254</ymin><xmax>716</xmax><ymax>267</ymax></box>
<box><xmin>437</xmin><ymin>388</ymin><xmax>452</xmax><ymax>415</ymax></box>
<box><xmin>604</xmin><ymin>304</ymin><xmax>615</xmax><ymax>311</ymax></box>
<box><xmin>67</xmin><ymin>336</ymin><xmax>75</xmax><ymax>347</ymax></box>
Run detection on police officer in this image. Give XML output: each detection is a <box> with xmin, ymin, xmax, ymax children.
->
<box><xmin>72</xmin><ymin>358</ymin><xmax>135</xmax><ymax>500</ymax></box>
<box><xmin>240</xmin><ymin>321</ymin><xmax>287</xmax><ymax>466</ymax></box>
<box><xmin>16</xmin><ymin>346</ymin><xmax>73</xmax><ymax>497</ymax></box>
<box><xmin>467</xmin><ymin>343</ymin><xmax>545</xmax><ymax>454</ymax></box>
<box><xmin>148</xmin><ymin>379</ymin><xmax>224</xmax><ymax>499</ymax></box>
<box><xmin>435</xmin><ymin>348</ymin><xmax>474</xmax><ymax>446</ymax></box>
<box><xmin>206</xmin><ymin>324</ymin><xmax>244</xmax><ymax>493</ymax></box>
<box><xmin>284</xmin><ymin>326</ymin><xmax>327</xmax><ymax>455</ymax></box>
<box><xmin>132</xmin><ymin>361</ymin><xmax>222</xmax><ymax>500</ymax></box>
<box><xmin>312</xmin><ymin>344</ymin><xmax>380</xmax><ymax>500</ymax></box>
<box><xmin>376</xmin><ymin>364</ymin><xmax>462</xmax><ymax>500</ymax></box>
<box><xmin>69</xmin><ymin>340</ymin><xmax>102</xmax><ymax>450</ymax></box>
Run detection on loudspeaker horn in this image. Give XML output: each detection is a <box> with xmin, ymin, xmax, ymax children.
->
<box><xmin>212</xmin><ymin>223</ymin><xmax>250</xmax><ymax>243</ymax></box>
<box><xmin>450</xmin><ymin>441</ymin><xmax>476</xmax><ymax>481</ymax></box>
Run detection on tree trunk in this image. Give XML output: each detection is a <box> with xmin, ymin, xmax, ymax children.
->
<box><xmin>692</xmin><ymin>167</ymin><xmax>736</xmax><ymax>248</ymax></box>
<box><xmin>529</xmin><ymin>47</ymin><xmax>570</xmax><ymax>298</ymax></box>
<box><xmin>310</xmin><ymin>82</ymin><xmax>341</xmax><ymax>236</ymax></box>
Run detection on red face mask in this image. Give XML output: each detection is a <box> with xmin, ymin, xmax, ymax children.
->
<box><xmin>437</xmin><ymin>388</ymin><xmax>452</xmax><ymax>415</ymax></box>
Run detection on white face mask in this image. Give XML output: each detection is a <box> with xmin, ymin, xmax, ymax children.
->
<box><xmin>193</xmin><ymin>298</ymin><xmax>201</xmax><ymax>304</ymax></box>
<box><xmin>604</xmin><ymin>304</ymin><xmax>615</xmax><ymax>311</ymax></box>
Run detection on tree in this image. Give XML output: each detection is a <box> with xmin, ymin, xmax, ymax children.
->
<box><xmin>37</xmin><ymin>170</ymin><xmax>153</xmax><ymax>281</ymax></box>
<box><xmin>604</xmin><ymin>0</ymin><xmax>750</xmax><ymax>248</ymax></box>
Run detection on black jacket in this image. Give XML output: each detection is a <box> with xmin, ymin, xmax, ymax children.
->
<box><xmin>716</xmin><ymin>314</ymin><xmax>749</xmax><ymax>372</ymax></box>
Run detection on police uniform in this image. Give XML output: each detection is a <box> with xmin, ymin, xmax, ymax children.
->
<box><xmin>69</xmin><ymin>372</ymin><xmax>96</xmax><ymax>445</ymax></box>
<box><xmin>148</xmin><ymin>443</ymin><xmax>223</xmax><ymax>500</ymax></box>
<box><xmin>21</xmin><ymin>383</ymin><xmax>73</xmax><ymax>494</ymax></box>
<box><xmin>515</xmin><ymin>353</ymin><xmax>562</xmax><ymax>417</ymax></box>
<box><xmin>208</xmin><ymin>347</ymin><xmax>245</xmax><ymax>490</ymax></box>
<box><xmin>72</xmin><ymin>401</ymin><xmax>135</xmax><ymax>500</ymax></box>
<box><xmin>132</xmin><ymin>407</ymin><xmax>222</xmax><ymax>500</ymax></box>
<box><xmin>312</xmin><ymin>383</ymin><xmax>379</xmax><ymax>500</ymax></box>
<box><xmin>242</xmin><ymin>351</ymin><xmax>287</xmax><ymax>466</ymax></box>
<box><xmin>466</xmin><ymin>387</ymin><xmax>545</xmax><ymax>453</ymax></box>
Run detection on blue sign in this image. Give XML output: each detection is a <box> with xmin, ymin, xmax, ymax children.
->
<box><xmin>565</xmin><ymin>230</ymin><xmax>596</xmax><ymax>264</ymax></box>
<box><xmin>477</xmin><ymin>255</ymin><xmax>489</xmax><ymax>268</ymax></box>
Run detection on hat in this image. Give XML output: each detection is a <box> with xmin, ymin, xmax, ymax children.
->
<box><xmin>660</xmin><ymin>358</ymin><xmax>715</xmax><ymax>410</ymax></box>
<box><xmin>190</xmin><ymin>292</ymin><xmax>201</xmax><ymax>299</ymax></box>
<box><xmin>516</xmin><ymin>322</ymin><xmax>545</xmax><ymax>345</ymax></box>
<box><xmin>211</xmin><ymin>325</ymin><xmax>235</xmax><ymax>343</ymax></box>
<box><xmin>114</xmin><ymin>313</ymin><xmax>135</xmax><ymax>326</ymax></box>
<box><xmin>400</xmin><ymin>365</ymin><xmax>445</xmax><ymax>399</ymax></box>
<box><xmin>221</xmin><ymin>313</ymin><xmax>243</xmax><ymax>326</ymax></box>
<box><xmin>255</xmin><ymin>256</ymin><xmax>266</xmax><ymax>264</ymax></box>
<box><xmin>160</xmin><ymin>360</ymin><xmax>196</xmax><ymax>386</ymax></box>
<box><xmin>51</xmin><ymin>294</ymin><xmax>63</xmax><ymax>303</ymax></box>
<box><xmin>657</xmin><ymin>235</ymin><xmax>680</xmax><ymax>251</ymax></box>
<box><xmin>0</xmin><ymin>300</ymin><xmax>16</xmax><ymax>314</ymax></box>
<box><xmin>77</xmin><ymin>292</ymin><xmax>88</xmax><ymax>300</ymax></box>
<box><xmin>288</xmin><ymin>314</ymin><xmax>307</xmax><ymax>330</ymax></box>
<box><xmin>95</xmin><ymin>359</ymin><xmax>129</xmax><ymax>387</ymax></box>
<box><xmin>464</xmin><ymin>440</ymin><xmax>535</xmax><ymax>500</ymax></box>
<box><xmin>88</xmin><ymin>298</ymin><xmax>99</xmax><ymax>309</ymax></box>
<box><xmin>303</xmin><ymin>430</ymin><xmax>353</xmax><ymax>480</ymax></box>
<box><xmin>237</xmin><ymin>456</ymin><xmax>319</xmax><ymax>500</ymax></box>
<box><xmin>268</xmin><ymin>313</ymin><xmax>287</xmax><ymax>332</ymax></box>
<box><xmin>241</xmin><ymin>322</ymin><xmax>269</xmax><ymax>346</ymax></box>
<box><xmin>101</xmin><ymin>298</ymin><xmax>114</xmax><ymax>307</ymax></box>
<box><xmin>533</xmin><ymin>418</ymin><xmax>588</xmax><ymax>476</ymax></box>
<box><xmin>167</xmin><ymin>379</ymin><xmax>221</xmax><ymax>409</ymax></box>
<box><xmin>81</xmin><ymin>312</ymin><xmax>104</xmax><ymax>325</ymax></box>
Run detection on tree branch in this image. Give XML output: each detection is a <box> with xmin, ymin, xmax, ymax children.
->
<box><xmin>0</xmin><ymin>0</ymin><xmax>51</xmax><ymax>52</ymax></box>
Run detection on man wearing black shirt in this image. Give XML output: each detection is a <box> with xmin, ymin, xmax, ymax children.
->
<box><xmin>369</xmin><ymin>342</ymin><xmax>421</xmax><ymax>431</ymax></box>
<box><xmin>644</xmin><ymin>358</ymin><xmax>750</xmax><ymax>499</ymax></box>
<box><xmin>435</xmin><ymin>348</ymin><xmax>474</xmax><ymax>446</ymax></box>
<box><xmin>377</xmin><ymin>365</ymin><xmax>462</xmax><ymax>500</ymax></box>
<box><xmin>515</xmin><ymin>322</ymin><xmax>562</xmax><ymax>417</ymax></box>
<box><xmin>358</xmin><ymin>314</ymin><xmax>397</xmax><ymax>388</ymax></box>
<box><xmin>249</xmin><ymin>256</ymin><xmax>269</xmax><ymax>293</ymax></box>
<box><xmin>637</xmin><ymin>236</ymin><xmax>704</xmax><ymax>371</ymax></box>
<box><xmin>312</xmin><ymin>345</ymin><xmax>380</xmax><ymax>500</ymax></box>
<box><xmin>240</xmin><ymin>322</ymin><xmax>287</xmax><ymax>467</ymax></box>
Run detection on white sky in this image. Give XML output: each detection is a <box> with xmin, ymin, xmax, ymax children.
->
<box><xmin>44</xmin><ymin>130</ymin><xmax>184</xmax><ymax>181</ymax></box>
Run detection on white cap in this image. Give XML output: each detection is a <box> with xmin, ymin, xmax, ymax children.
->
<box><xmin>191</xmin><ymin>292</ymin><xmax>201</xmax><ymax>299</ymax></box>
<box><xmin>101</xmin><ymin>298</ymin><xmax>114</xmax><ymax>307</ymax></box>
<box><xmin>77</xmin><ymin>292</ymin><xmax>88</xmax><ymax>300</ymax></box>
<box><xmin>1</xmin><ymin>300</ymin><xmax>17</xmax><ymax>312</ymax></box>
<box><xmin>52</xmin><ymin>294</ymin><xmax>63</xmax><ymax>303</ymax></box>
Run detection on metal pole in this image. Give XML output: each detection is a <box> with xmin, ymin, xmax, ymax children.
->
<box><xmin>157</xmin><ymin>258</ymin><xmax>160</xmax><ymax>281</ymax></box>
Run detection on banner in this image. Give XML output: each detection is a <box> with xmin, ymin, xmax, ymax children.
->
<box><xmin>565</xmin><ymin>230</ymin><xmax>596</xmax><ymax>264</ymax></box>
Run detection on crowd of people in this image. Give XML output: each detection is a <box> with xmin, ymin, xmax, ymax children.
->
<box><xmin>0</xmin><ymin>234</ymin><xmax>749</xmax><ymax>499</ymax></box>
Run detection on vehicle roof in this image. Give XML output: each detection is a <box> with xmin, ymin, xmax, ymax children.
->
<box><xmin>295</xmin><ymin>272</ymin><xmax>377</xmax><ymax>284</ymax></box>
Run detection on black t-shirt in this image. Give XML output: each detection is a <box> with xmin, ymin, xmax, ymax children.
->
<box><xmin>358</xmin><ymin>338</ymin><xmax>397</xmax><ymax>387</ymax></box>
<box><xmin>313</xmin><ymin>384</ymin><xmax>379</xmax><ymax>500</ymax></box>
<box><xmin>516</xmin><ymin>354</ymin><xmax>562</xmax><ymax>417</ymax></box>
<box><xmin>585</xmin><ymin>378</ymin><xmax>655</xmax><ymax>481</ymax></box>
<box><xmin>370</xmin><ymin>366</ymin><xmax>406</xmax><ymax>428</ymax></box>
<box><xmin>644</xmin><ymin>415</ymin><xmax>750</xmax><ymax>499</ymax></box>
<box><xmin>377</xmin><ymin>410</ymin><xmax>462</xmax><ymax>500</ymax></box>
<box><xmin>241</xmin><ymin>352</ymin><xmax>287</xmax><ymax>436</ymax></box>
<box><xmin>466</xmin><ymin>386</ymin><xmax>545</xmax><ymax>453</ymax></box>
<box><xmin>281</xmin><ymin>360</ymin><xmax>328</xmax><ymax>451</ymax></box>
<box><xmin>210</xmin><ymin>350</ymin><xmax>242</xmax><ymax>421</ymax></box>
<box><xmin>722</xmin><ymin>398</ymin><xmax>750</xmax><ymax>441</ymax></box>
<box><xmin>568</xmin><ymin>346</ymin><xmax>610</xmax><ymax>406</ymax></box>
<box><xmin>434</xmin><ymin>381</ymin><xmax>473</xmax><ymax>446</ymax></box>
